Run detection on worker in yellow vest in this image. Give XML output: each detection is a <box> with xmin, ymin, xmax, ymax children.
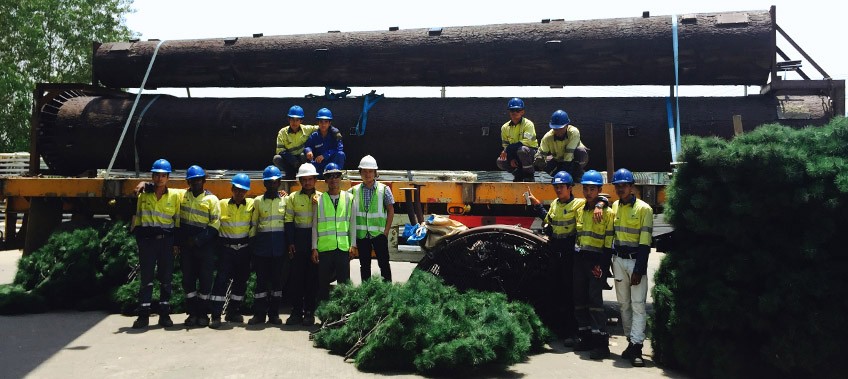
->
<box><xmin>209</xmin><ymin>174</ymin><xmax>254</xmax><ymax>329</ymax></box>
<box><xmin>248</xmin><ymin>166</ymin><xmax>288</xmax><ymax>326</ymax></box>
<box><xmin>131</xmin><ymin>158</ymin><xmax>181</xmax><ymax>329</ymax></box>
<box><xmin>572</xmin><ymin>170</ymin><xmax>614</xmax><ymax>359</ymax></box>
<box><xmin>311</xmin><ymin>163</ymin><xmax>357</xmax><ymax>303</ymax></box>
<box><xmin>349</xmin><ymin>155</ymin><xmax>395</xmax><ymax>282</ymax></box>
<box><xmin>284</xmin><ymin>163</ymin><xmax>321</xmax><ymax>326</ymax></box>
<box><xmin>609</xmin><ymin>168</ymin><xmax>653</xmax><ymax>367</ymax></box>
<box><xmin>526</xmin><ymin>171</ymin><xmax>584</xmax><ymax>344</ymax></box>
<box><xmin>535</xmin><ymin>109</ymin><xmax>589</xmax><ymax>181</ymax></box>
<box><xmin>177</xmin><ymin>165</ymin><xmax>221</xmax><ymax>328</ymax></box>
<box><xmin>496</xmin><ymin>97</ymin><xmax>538</xmax><ymax>182</ymax></box>
<box><xmin>273</xmin><ymin>105</ymin><xmax>319</xmax><ymax>180</ymax></box>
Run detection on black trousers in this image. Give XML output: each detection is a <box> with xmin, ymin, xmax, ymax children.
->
<box><xmin>548</xmin><ymin>237</ymin><xmax>577</xmax><ymax>338</ymax></box>
<box><xmin>210</xmin><ymin>244</ymin><xmax>251</xmax><ymax>316</ymax></box>
<box><xmin>573</xmin><ymin>250</ymin><xmax>608</xmax><ymax>333</ymax></box>
<box><xmin>288</xmin><ymin>229</ymin><xmax>318</xmax><ymax>316</ymax></box>
<box><xmin>136</xmin><ymin>235</ymin><xmax>174</xmax><ymax>309</ymax></box>
<box><xmin>357</xmin><ymin>234</ymin><xmax>392</xmax><ymax>282</ymax></box>
<box><xmin>181</xmin><ymin>242</ymin><xmax>217</xmax><ymax>316</ymax></box>
<box><xmin>252</xmin><ymin>255</ymin><xmax>285</xmax><ymax>317</ymax></box>
<box><xmin>318</xmin><ymin>249</ymin><xmax>350</xmax><ymax>302</ymax></box>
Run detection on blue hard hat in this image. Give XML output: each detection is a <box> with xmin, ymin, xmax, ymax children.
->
<box><xmin>288</xmin><ymin>105</ymin><xmax>305</xmax><ymax>119</ymax></box>
<box><xmin>316</xmin><ymin>107</ymin><xmax>333</xmax><ymax>120</ymax></box>
<box><xmin>151</xmin><ymin>158</ymin><xmax>172</xmax><ymax>173</ymax></box>
<box><xmin>186</xmin><ymin>165</ymin><xmax>206</xmax><ymax>180</ymax></box>
<box><xmin>507</xmin><ymin>97</ymin><xmax>525</xmax><ymax>110</ymax></box>
<box><xmin>323</xmin><ymin>162</ymin><xmax>343</xmax><ymax>175</ymax></box>
<box><xmin>231</xmin><ymin>173</ymin><xmax>251</xmax><ymax>190</ymax></box>
<box><xmin>262</xmin><ymin>165</ymin><xmax>282</xmax><ymax>181</ymax></box>
<box><xmin>612</xmin><ymin>168</ymin><xmax>635</xmax><ymax>184</ymax></box>
<box><xmin>581</xmin><ymin>170</ymin><xmax>604</xmax><ymax>186</ymax></box>
<box><xmin>551</xmin><ymin>171</ymin><xmax>573</xmax><ymax>185</ymax></box>
<box><xmin>549</xmin><ymin>110</ymin><xmax>571</xmax><ymax>129</ymax></box>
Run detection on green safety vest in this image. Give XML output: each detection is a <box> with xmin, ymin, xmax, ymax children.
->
<box><xmin>351</xmin><ymin>182</ymin><xmax>388</xmax><ymax>239</ymax></box>
<box><xmin>316</xmin><ymin>191</ymin><xmax>352</xmax><ymax>252</ymax></box>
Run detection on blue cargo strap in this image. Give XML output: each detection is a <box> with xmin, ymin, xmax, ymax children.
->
<box><xmin>104</xmin><ymin>39</ymin><xmax>167</xmax><ymax>178</ymax></box>
<box><xmin>671</xmin><ymin>15</ymin><xmax>682</xmax><ymax>160</ymax></box>
<box><xmin>355</xmin><ymin>91</ymin><xmax>384</xmax><ymax>136</ymax></box>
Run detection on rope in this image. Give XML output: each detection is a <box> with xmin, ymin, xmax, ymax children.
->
<box><xmin>671</xmin><ymin>15</ymin><xmax>682</xmax><ymax>160</ymax></box>
<box><xmin>133</xmin><ymin>94</ymin><xmax>162</xmax><ymax>175</ymax></box>
<box><xmin>355</xmin><ymin>91</ymin><xmax>384</xmax><ymax>136</ymax></box>
<box><xmin>103</xmin><ymin>39</ymin><xmax>167</xmax><ymax>178</ymax></box>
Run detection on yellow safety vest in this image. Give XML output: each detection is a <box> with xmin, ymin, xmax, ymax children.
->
<box><xmin>500</xmin><ymin>118</ymin><xmax>539</xmax><ymax>148</ymax></box>
<box><xmin>179</xmin><ymin>189</ymin><xmax>221</xmax><ymax>230</ymax></box>
<box><xmin>276</xmin><ymin>124</ymin><xmax>319</xmax><ymax>155</ymax></box>
<box><xmin>252</xmin><ymin>194</ymin><xmax>285</xmax><ymax>234</ymax></box>
<box><xmin>545</xmin><ymin>197</ymin><xmax>586</xmax><ymax>239</ymax></box>
<box><xmin>538</xmin><ymin>126</ymin><xmax>586</xmax><ymax>162</ymax></box>
<box><xmin>350</xmin><ymin>182</ymin><xmax>388</xmax><ymax>239</ymax></box>
<box><xmin>285</xmin><ymin>190</ymin><xmax>321</xmax><ymax>229</ymax></box>
<box><xmin>134</xmin><ymin>188</ymin><xmax>182</xmax><ymax>229</ymax></box>
<box><xmin>576</xmin><ymin>206</ymin><xmax>615</xmax><ymax>253</ymax></box>
<box><xmin>218</xmin><ymin>198</ymin><xmax>254</xmax><ymax>239</ymax></box>
<box><xmin>611</xmin><ymin>197</ymin><xmax>653</xmax><ymax>248</ymax></box>
<box><xmin>316</xmin><ymin>191</ymin><xmax>352</xmax><ymax>252</ymax></box>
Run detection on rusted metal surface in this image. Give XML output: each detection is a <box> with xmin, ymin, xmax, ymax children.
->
<box><xmin>36</xmin><ymin>93</ymin><xmax>831</xmax><ymax>176</ymax></box>
<box><xmin>92</xmin><ymin>10</ymin><xmax>774</xmax><ymax>88</ymax></box>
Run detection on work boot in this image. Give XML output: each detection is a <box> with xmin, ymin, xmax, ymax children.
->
<box><xmin>573</xmin><ymin>330</ymin><xmax>594</xmax><ymax>351</ymax></box>
<box><xmin>225</xmin><ymin>301</ymin><xmax>243</xmax><ymax>323</ymax></box>
<box><xmin>248</xmin><ymin>314</ymin><xmax>266</xmax><ymax>325</ymax></box>
<box><xmin>209</xmin><ymin>315</ymin><xmax>222</xmax><ymax>329</ymax></box>
<box><xmin>630</xmin><ymin>343</ymin><xmax>645</xmax><ymax>367</ymax></box>
<box><xmin>286</xmin><ymin>313</ymin><xmax>303</xmax><ymax>326</ymax></box>
<box><xmin>268</xmin><ymin>297</ymin><xmax>283</xmax><ymax>325</ymax></box>
<box><xmin>589</xmin><ymin>333</ymin><xmax>611</xmax><ymax>360</ymax></box>
<box><xmin>302</xmin><ymin>312</ymin><xmax>316</xmax><ymax>326</ymax></box>
<box><xmin>132</xmin><ymin>307</ymin><xmax>150</xmax><ymax>329</ymax></box>
<box><xmin>157</xmin><ymin>305</ymin><xmax>173</xmax><ymax>327</ymax></box>
<box><xmin>621</xmin><ymin>340</ymin><xmax>636</xmax><ymax>360</ymax></box>
<box><xmin>184</xmin><ymin>315</ymin><xmax>197</xmax><ymax>327</ymax></box>
<box><xmin>196</xmin><ymin>314</ymin><xmax>210</xmax><ymax>327</ymax></box>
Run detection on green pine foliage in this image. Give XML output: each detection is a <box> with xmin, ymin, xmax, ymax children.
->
<box><xmin>313</xmin><ymin>270</ymin><xmax>551</xmax><ymax>374</ymax></box>
<box><xmin>2</xmin><ymin>222</ymin><xmax>137</xmax><ymax>314</ymax></box>
<box><xmin>653</xmin><ymin>118</ymin><xmax>848</xmax><ymax>378</ymax></box>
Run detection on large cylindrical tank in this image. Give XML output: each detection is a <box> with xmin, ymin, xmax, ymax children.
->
<box><xmin>37</xmin><ymin>93</ymin><xmax>828</xmax><ymax>176</ymax></box>
<box><xmin>92</xmin><ymin>10</ymin><xmax>774</xmax><ymax>88</ymax></box>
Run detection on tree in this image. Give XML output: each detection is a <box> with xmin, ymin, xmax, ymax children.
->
<box><xmin>0</xmin><ymin>0</ymin><xmax>134</xmax><ymax>152</ymax></box>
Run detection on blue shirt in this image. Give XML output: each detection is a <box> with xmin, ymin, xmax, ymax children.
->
<box><xmin>304</xmin><ymin>127</ymin><xmax>343</xmax><ymax>163</ymax></box>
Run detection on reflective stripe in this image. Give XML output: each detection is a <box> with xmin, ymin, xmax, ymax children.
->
<box><xmin>230</xmin><ymin>295</ymin><xmax>245</xmax><ymax>301</ymax></box>
<box><xmin>617</xmin><ymin>240</ymin><xmax>640</xmax><ymax>247</ymax></box>
<box><xmin>614</xmin><ymin>225</ymin><xmax>642</xmax><ymax>235</ymax></box>
<box><xmin>141</xmin><ymin>302</ymin><xmax>151</xmax><ymax>307</ymax></box>
<box><xmin>551</xmin><ymin>219</ymin><xmax>576</xmax><ymax>227</ymax></box>
<box><xmin>181</xmin><ymin>206</ymin><xmax>209</xmax><ymax>218</ymax></box>
<box><xmin>254</xmin><ymin>292</ymin><xmax>268</xmax><ymax>299</ymax></box>
<box><xmin>159</xmin><ymin>301</ymin><xmax>169</xmax><ymax>305</ymax></box>
<box><xmin>295</xmin><ymin>211</ymin><xmax>311</xmax><ymax>218</ymax></box>
<box><xmin>272</xmin><ymin>291</ymin><xmax>283</xmax><ymax>297</ymax></box>
<box><xmin>198</xmin><ymin>294</ymin><xmax>209</xmax><ymax>300</ymax></box>
<box><xmin>578</xmin><ymin>230</ymin><xmax>607</xmax><ymax>240</ymax></box>
<box><xmin>139</xmin><ymin>210</ymin><xmax>177</xmax><ymax>221</ymax></box>
<box><xmin>186</xmin><ymin>291</ymin><xmax>197</xmax><ymax>298</ymax></box>
<box><xmin>295</xmin><ymin>222</ymin><xmax>311</xmax><ymax>228</ymax></box>
<box><xmin>209</xmin><ymin>295</ymin><xmax>227</xmax><ymax>302</ymax></box>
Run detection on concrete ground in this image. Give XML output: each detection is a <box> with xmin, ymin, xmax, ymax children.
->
<box><xmin>0</xmin><ymin>249</ymin><xmax>688</xmax><ymax>378</ymax></box>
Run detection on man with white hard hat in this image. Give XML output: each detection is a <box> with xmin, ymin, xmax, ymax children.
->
<box><xmin>349</xmin><ymin>155</ymin><xmax>395</xmax><ymax>282</ymax></box>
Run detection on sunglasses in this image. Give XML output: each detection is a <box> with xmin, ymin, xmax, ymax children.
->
<box><xmin>509</xmin><ymin>109</ymin><xmax>523</xmax><ymax>113</ymax></box>
<box><xmin>324</xmin><ymin>173</ymin><xmax>342</xmax><ymax>179</ymax></box>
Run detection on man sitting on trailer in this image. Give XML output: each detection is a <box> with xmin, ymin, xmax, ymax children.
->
<box><xmin>304</xmin><ymin>107</ymin><xmax>346</xmax><ymax>178</ymax></box>
<box><xmin>496</xmin><ymin>97</ymin><xmax>538</xmax><ymax>182</ymax></box>
<box><xmin>535</xmin><ymin>109</ymin><xmax>589</xmax><ymax>182</ymax></box>
<box><xmin>274</xmin><ymin>105</ymin><xmax>319</xmax><ymax>180</ymax></box>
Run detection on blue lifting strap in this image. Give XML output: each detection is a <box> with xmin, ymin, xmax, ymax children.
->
<box><xmin>355</xmin><ymin>91</ymin><xmax>384</xmax><ymax>136</ymax></box>
<box><xmin>671</xmin><ymin>15</ymin><xmax>682</xmax><ymax>160</ymax></box>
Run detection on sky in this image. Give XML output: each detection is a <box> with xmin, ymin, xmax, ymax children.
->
<box><xmin>122</xmin><ymin>0</ymin><xmax>844</xmax><ymax>99</ymax></box>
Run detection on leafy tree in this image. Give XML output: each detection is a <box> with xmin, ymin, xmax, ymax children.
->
<box><xmin>0</xmin><ymin>0</ymin><xmax>134</xmax><ymax>152</ymax></box>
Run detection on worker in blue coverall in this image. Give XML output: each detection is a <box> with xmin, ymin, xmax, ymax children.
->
<box><xmin>304</xmin><ymin>107</ymin><xmax>346</xmax><ymax>179</ymax></box>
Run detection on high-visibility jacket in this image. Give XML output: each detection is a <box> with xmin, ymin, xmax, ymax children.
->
<box><xmin>538</xmin><ymin>126</ymin><xmax>586</xmax><ymax>163</ymax></box>
<box><xmin>252</xmin><ymin>194</ymin><xmax>285</xmax><ymax>234</ymax></box>
<box><xmin>276</xmin><ymin>124</ymin><xmax>319</xmax><ymax>155</ymax></box>
<box><xmin>285</xmin><ymin>190</ymin><xmax>320</xmax><ymax>229</ymax></box>
<box><xmin>134</xmin><ymin>188</ymin><xmax>182</xmax><ymax>229</ymax></box>
<box><xmin>350</xmin><ymin>182</ymin><xmax>388</xmax><ymax>239</ymax></box>
<box><xmin>500</xmin><ymin>117</ymin><xmax>538</xmax><ymax>148</ymax></box>
<box><xmin>544</xmin><ymin>196</ymin><xmax>586</xmax><ymax>239</ymax></box>
<box><xmin>218</xmin><ymin>198</ymin><xmax>254</xmax><ymax>241</ymax></box>
<box><xmin>179</xmin><ymin>189</ymin><xmax>221</xmax><ymax>231</ymax></box>
<box><xmin>611</xmin><ymin>197</ymin><xmax>653</xmax><ymax>249</ymax></box>
<box><xmin>316</xmin><ymin>191</ymin><xmax>353</xmax><ymax>252</ymax></box>
<box><xmin>576</xmin><ymin>205</ymin><xmax>615</xmax><ymax>253</ymax></box>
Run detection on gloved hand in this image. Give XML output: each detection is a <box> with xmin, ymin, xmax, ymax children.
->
<box><xmin>542</xmin><ymin>223</ymin><xmax>553</xmax><ymax>237</ymax></box>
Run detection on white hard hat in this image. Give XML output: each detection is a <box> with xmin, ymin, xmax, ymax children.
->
<box><xmin>358</xmin><ymin>155</ymin><xmax>378</xmax><ymax>170</ymax></box>
<box><xmin>295</xmin><ymin>163</ymin><xmax>318</xmax><ymax>178</ymax></box>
